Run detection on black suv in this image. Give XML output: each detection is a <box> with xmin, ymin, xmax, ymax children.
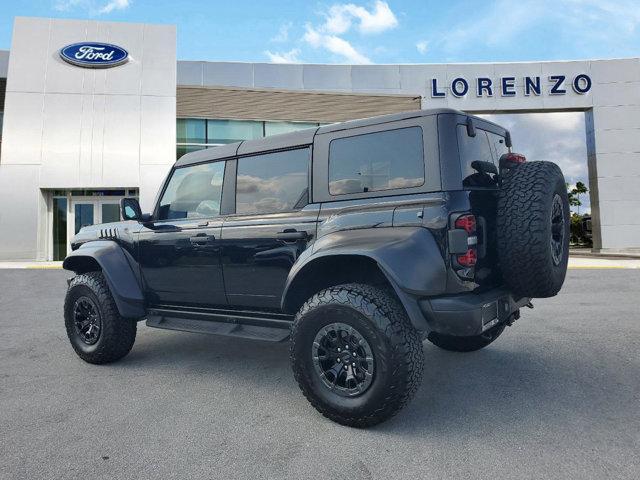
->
<box><xmin>63</xmin><ymin>108</ymin><xmax>570</xmax><ymax>427</ymax></box>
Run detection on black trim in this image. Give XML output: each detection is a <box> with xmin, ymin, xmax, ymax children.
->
<box><xmin>221</xmin><ymin>159</ymin><xmax>237</xmax><ymax>215</ymax></box>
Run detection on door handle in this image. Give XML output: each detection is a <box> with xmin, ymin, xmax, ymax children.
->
<box><xmin>276</xmin><ymin>230</ymin><xmax>308</xmax><ymax>241</ymax></box>
<box><xmin>190</xmin><ymin>234</ymin><xmax>214</xmax><ymax>245</ymax></box>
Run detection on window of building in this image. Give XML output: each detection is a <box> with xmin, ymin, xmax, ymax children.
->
<box><xmin>176</xmin><ymin>119</ymin><xmax>322</xmax><ymax>159</ymax></box>
<box><xmin>457</xmin><ymin>126</ymin><xmax>503</xmax><ymax>188</ymax></box>
<box><xmin>236</xmin><ymin>148</ymin><xmax>309</xmax><ymax>215</ymax></box>
<box><xmin>264</xmin><ymin>121</ymin><xmax>317</xmax><ymax>136</ymax></box>
<box><xmin>157</xmin><ymin>161</ymin><xmax>225</xmax><ymax>220</ymax></box>
<box><xmin>52</xmin><ymin>197</ymin><xmax>67</xmax><ymax>261</ymax></box>
<box><xmin>328</xmin><ymin>127</ymin><xmax>425</xmax><ymax>195</ymax></box>
<box><xmin>207</xmin><ymin>119</ymin><xmax>263</xmax><ymax>144</ymax></box>
<box><xmin>177</xmin><ymin>118</ymin><xmax>206</xmax><ymax>144</ymax></box>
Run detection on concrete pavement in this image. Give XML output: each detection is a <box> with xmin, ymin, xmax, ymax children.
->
<box><xmin>0</xmin><ymin>269</ymin><xmax>639</xmax><ymax>479</ymax></box>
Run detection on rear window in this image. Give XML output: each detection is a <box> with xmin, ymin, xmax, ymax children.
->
<box><xmin>457</xmin><ymin>125</ymin><xmax>505</xmax><ymax>188</ymax></box>
<box><xmin>328</xmin><ymin>127</ymin><xmax>425</xmax><ymax>195</ymax></box>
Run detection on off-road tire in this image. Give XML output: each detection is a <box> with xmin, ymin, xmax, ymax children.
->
<box><xmin>290</xmin><ymin>283</ymin><xmax>424</xmax><ymax>428</ymax></box>
<box><xmin>427</xmin><ymin>323</ymin><xmax>506</xmax><ymax>352</ymax></box>
<box><xmin>64</xmin><ymin>271</ymin><xmax>137</xmax><ymax>364</ymax></box>
<box><xmin>497</xmin><ymin>161</ymin><xmax>570</xmax><ymax>298</ymax></box>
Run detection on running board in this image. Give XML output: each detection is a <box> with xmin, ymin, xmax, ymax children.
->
<box><xmin>146</xmin><ymin>308</ymin><xmax>291</xmax><ymax>342</ymax></box>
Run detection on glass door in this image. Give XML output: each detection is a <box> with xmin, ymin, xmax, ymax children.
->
<box><xmin>74</xmin><ymin>202</ymin><xmax>95</xmax><ymax>234</ymax></box>
<box><xmin>50</xmin><ymin>190</ymin><xmax>136</xmax><ymax>261</ymax></box>
<box><xmin>101</xmin><ymin>202</ymin><xmax>121</xmax><ymax>224</ymax></box>
<box><xmin>52</xmin><ymin>197</ymin><xmax>68</xmax><ymax>261</ymax></box>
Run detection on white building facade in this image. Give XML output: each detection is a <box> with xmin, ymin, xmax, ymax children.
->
<box><xmin>0</xmin><ymin>16</ymin><xmax>639</xmax><ymax>260</ymax></box>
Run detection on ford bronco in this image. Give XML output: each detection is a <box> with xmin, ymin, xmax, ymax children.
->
<box><xmin>63</xmin><ymin>108</ymin><xmax>570</xmax><ymax>427</ymax></box>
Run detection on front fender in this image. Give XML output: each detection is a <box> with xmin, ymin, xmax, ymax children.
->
<box><xmin>282</xmin><ymin>227</ymin><xmax>447</xmax><ymax>329</ymax></box>
<box><xmin>63</xmin><ymin>241</ymin><xmax>145</xmax><ymax>319</ymax></box>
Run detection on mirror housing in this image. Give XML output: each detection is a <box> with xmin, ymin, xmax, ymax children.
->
<box><xmin>120</xmin><ymin>197</ymin><xmax>143</xmax><ymax>222</ymax></box>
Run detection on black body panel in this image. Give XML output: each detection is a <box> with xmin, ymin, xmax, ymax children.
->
<box><xmin>63</xmin><ymin>107</ymin><xmax>521</xmax><ymax>338</ymax></box>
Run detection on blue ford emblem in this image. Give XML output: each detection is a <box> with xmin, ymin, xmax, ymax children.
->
<box><xmin>60</xmin><ymin>42</ymin><xmax>129</xmax><ymax>68</ymax></box>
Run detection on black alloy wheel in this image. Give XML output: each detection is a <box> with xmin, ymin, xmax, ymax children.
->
<box><xmin>73</xmin><ymin>296</ymin><xmax>102</xmax><ymax>345</ymax></box>
<box><xmin>550</xmin><ymin>193</ymin><xmax>566</xmax><ymax>266</ymax></box>
<box><xmin>311</xmin><ymin>322</ymin><xmax>375</xmax><ymax>397</ymax></box>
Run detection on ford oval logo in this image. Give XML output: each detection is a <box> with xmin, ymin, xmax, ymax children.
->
<box><xmin>59</xmin><ymin>42</ymin><xmax>129</xmax><ymax>68</ymax></box>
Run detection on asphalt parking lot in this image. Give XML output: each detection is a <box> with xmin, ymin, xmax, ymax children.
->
<box><xmin>1</xmin><ymin>269</ymin><xmax>639</xmax><ymax>480</ymax></box>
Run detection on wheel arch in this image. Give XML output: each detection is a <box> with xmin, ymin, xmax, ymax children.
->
<box><xmin>63</xmin><ymin>241</ymin><xmax>145</xmax><ymax>319</ymax></box>
<box><xmin>282</xmin><ymin>254</ymin><xmax>392</xmax><ymax>315</ymax></box>
<box><xmin>282</xmin><ymin>227</ymin><xmax>446</xmax><ymax>330</ymax></box>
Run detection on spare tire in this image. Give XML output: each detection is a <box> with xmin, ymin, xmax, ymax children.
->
<box><xmin>496</xmin><ymin>161</ymin><xmax>570</xmax><ymax>298</ymax></box>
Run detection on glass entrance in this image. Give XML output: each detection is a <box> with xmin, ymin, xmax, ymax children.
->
<box><xmin>49</xmin><ymin>189</ymin><xmax>138</xmax><ymax>261</ymax></box>
<box><xmin>74</xmin><ymin>203</ymin><xmax>94</xmax><ymax>234</ymax></box>
<box><xmin>52</xmin><ymin>197</ymin><xmax>67</xmax><ymax>261</ymax></box>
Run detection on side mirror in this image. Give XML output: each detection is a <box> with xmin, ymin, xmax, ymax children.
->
<box><xmin>121</xmin><ymin>197</ymin><xmax>143</xmax><ymax>222</ymax></box>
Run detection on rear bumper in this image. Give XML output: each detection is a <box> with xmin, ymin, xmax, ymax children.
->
<box><xmin>419</xmin><ymin>287</ymin><xmax>530</xmax><ymax>337</ymax></box>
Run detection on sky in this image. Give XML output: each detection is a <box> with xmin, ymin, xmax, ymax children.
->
<box><xmin>0</xmin><ymin>0</ymin><xmax>627</xmax><ymax>213</ymax></box>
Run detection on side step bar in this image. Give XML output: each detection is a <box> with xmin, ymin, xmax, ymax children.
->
<box><xmin>146</xmin><ymin>307</ymin><xmax>292</xmax><ymax>342</ymax></box>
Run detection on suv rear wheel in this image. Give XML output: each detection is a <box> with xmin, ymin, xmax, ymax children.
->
<box><xmin>64</xmin><ymin>271</ymin><xmax>137</xmax><ymax>364</ymax></box>
<box><xmin>290</xmin><ymin>283</ymin><xmax>424</xmax><ymax>428</ymax></box>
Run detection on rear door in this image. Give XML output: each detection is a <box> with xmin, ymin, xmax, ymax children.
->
<box><xmin>138</xmin><ymin>160</ymin><xmax>227</xmax><ymax>307</ymax></box>
<box><xmin>220</xmin><ymin>147</ymin><xmax>318</xmax><ymax>309</ymax></box>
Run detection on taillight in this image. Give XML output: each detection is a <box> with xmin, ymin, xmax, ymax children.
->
<box><xmin>499</xmin><ymin>152</ymin><xmax>526</xmax><ymax>170</ymax></box>
<box><xmin>454</xmin><ymin>214</ymin><xmax>476</xmax><ymax>234</ymax></box>
<box><xmin>450</xmin><ymin>213</ymin><xmax>478</xmax><ymax>277</ymax></box>
<box><xmin>457</xmin><ymin>249</ymin><xmax>477</xmax><ymax>267</ymax></box>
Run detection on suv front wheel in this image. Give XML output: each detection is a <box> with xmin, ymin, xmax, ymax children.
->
<box><xmin>64</xmin><ymin>271</ymin><xmax>137</xmax><ymax>364</ymax></box>
<box><xmin>290</xmin><ymin>283</ymin><xmax>424</xmax><ymax>428</ymax></box>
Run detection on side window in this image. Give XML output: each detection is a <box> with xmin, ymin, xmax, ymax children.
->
<box><xmin>328</xmin><ymin>127</ymin><xmax>425</xmax><ymax>195</ymax></box>
<box><xmin>457</xmin><ymin>126</ymin><xmax>496</xmax><ymax>188</ymax></box>
<box><xmin>157</xmin><ymin>161</ymin><xmax>225</xmax><ymax>220</ymax></box>
<box><xmin>236</xmin><ymin>148</ymin><xmax>309</xmax><ymax>215</ymax></box>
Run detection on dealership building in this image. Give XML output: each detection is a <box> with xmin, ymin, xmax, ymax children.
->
<box><xmin>0</xmin><ymin>16</ymin><xmax>639</xmax><ymax>260</ymax></box>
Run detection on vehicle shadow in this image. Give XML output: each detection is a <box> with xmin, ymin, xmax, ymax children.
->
<box><xmin>116</xmin><ymin>325</ymin><xmax>633</xmax><ymax>438</ymax></box>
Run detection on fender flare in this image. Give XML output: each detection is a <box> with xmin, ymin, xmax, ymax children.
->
<box><xmin>281</xmin><ymin>227</ymin><xmax>447</xmax><ymax>330</ymax></box>
<box><xmin>63</xmin><ymin>241</ymin><xmax>146</xmax><ymax>319</ymax></box>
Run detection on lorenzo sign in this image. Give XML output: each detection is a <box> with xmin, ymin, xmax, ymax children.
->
<box><xmin>430</xmin><ymin>74</ymin><xmax>592</xmax><ymax>98</ymax></box>
<box><xmin>59</xmin><ymin>42</ymin><xmax>129</xmax><ymax>68</ymax></box>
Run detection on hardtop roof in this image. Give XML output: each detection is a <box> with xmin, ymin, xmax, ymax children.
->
<box><xmin>174</xmin><ymin>108</ymin><xmax>502</xmax><ymax>167</ymax></box>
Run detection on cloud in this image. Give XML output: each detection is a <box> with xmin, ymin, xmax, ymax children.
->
<box><xmin>264</xmin><ymin>48</ymin><xmax>302</xmax><ymax>63</ymax></box>
<box><xmin>54</xmin><ymin>0</ymin><xmax>130</xmax><ymax>15</ymax></box>
<box><xmin>479</xmin><ymin>112</ymin><xmax>590</xmax><ymax>213</ymax></box>
<box><xmin>416</xmin><ymin>40</ymin><xmax>428</xmax><ymax>55</ymax></box>
<box><xmin>323</xmin><ymin>1</ymin><xmax>398</xmax><ymax>35</ymax></box>
<box><xmin>429</xmin><ymin>0</ymin><xmax>640</xmax><ymax>60</ymax></box>
<box><xmin>99</xmin><ymin>0</ymin><xmax>129</xmax><ymax>14</ymax></box>
<box><xmin>303</xmin><ymin>25</ymin><xmax>372</xmax><ymax>64</ymax></box>
<box><xmin>265</xmin><ymin>2</ymin><xmax>396</xmax><ymax>64</ymax></box>
<box><xmin>271</xmin><ymin>22</ymin><xmax>292</xmax><ymax>43</ymax></box>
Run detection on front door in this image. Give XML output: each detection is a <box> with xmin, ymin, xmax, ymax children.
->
<box><xmin>138</xmin><ymin>160</ymin><xmax>227</xmax><ymax>308</ymax></box>
<box><xmin>220</xmin><ymin>147</ymin><xmax>316</xmax><ymax>309</ymax></box>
